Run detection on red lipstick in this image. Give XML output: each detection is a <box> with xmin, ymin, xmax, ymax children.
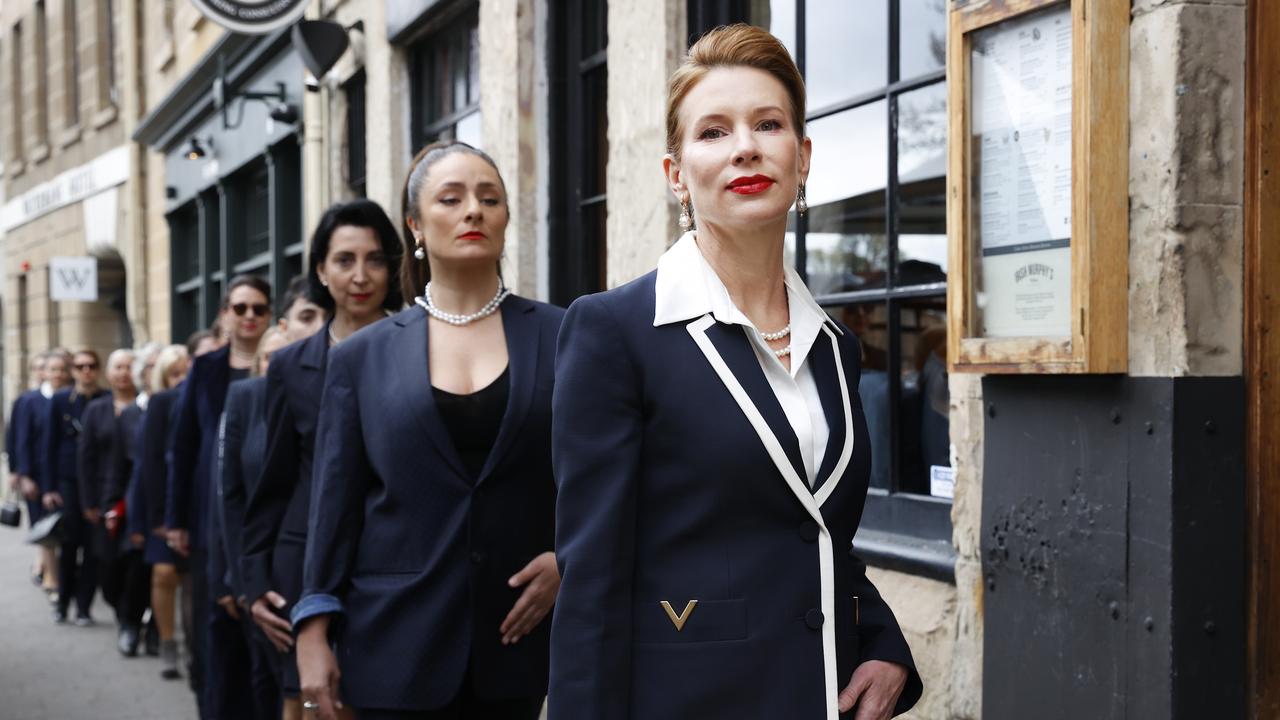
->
<box><xmin>458</xmin><ymin>231</ymin><xmax>487</xmax><ymax>240</ymax></box>
<box><xmin>727</xmin><ymin>174</ymin><xmax>775</xmax><ymax>195</ymax></box>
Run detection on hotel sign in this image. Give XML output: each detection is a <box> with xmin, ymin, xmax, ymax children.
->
<box><xmin>189</xmin><ymin>0</ymin><xmax>309</xmax><ymax>35</ymax></box>
<box><xmin>0</xmin><ymin>146</ymin><xmax>130</xmax><ymax>232</ymax></box>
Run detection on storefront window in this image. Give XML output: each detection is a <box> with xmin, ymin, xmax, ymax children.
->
<box><xmin>409</xmin><ymin>4</ymin><xmax>481</xmax><ymax>152</ymax></box>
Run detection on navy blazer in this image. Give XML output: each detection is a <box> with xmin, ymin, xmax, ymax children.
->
<box><xmin>44</xmin><ymin>387</ymin><xmax>107</xmax><ymax>507</ymax></box>
<box><xmin>14</xmin><ymin>390</ymin><xmax>50</xmax><ymax>482</ymax></box>
<box><xmin>7</xmin><ymin>388</ymin><xmax>39</xmax><ymax>473</ymax></box>
<box><xmin>549</xmin><ymin>273</ymin><xmax>923</xmax><ymax>720</ymax></box>
<box><xmin>124</xmin><ymin>404</ymin><xmax>149</xmax><ymax>539</ymax></box>
<box><xmin>293</xmin><ymin>297</ymin><xmax>562</xmax><ymax>711</ymax></box>
<box><xmin>241</xmin><ymin>327</ymin><xmax>329</xmax><ymax>610</ymax></box>
<box><xmin>141</xmin><ymin>388</ymin><xmax>181</xmax><ymax>533</ymax></box>
<box><xmin>77</xmin><ymin>395</ymin><xmax>121</xmax><ymax>511</ymax></box>
<box><xmin>220</xmin><ymin>376</ymin><xmax>269</xmax><ymax>602</ymax></box>
<box><xmin>167</xmin><ymin>346</ymin><xmax>233</xmax><ymax>551</ymax></box>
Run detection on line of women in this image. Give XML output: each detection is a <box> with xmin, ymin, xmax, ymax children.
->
<box><xmin>16</xmin><ymin>24</ymin><xmax>924</xmax><ymax>720</ymax></box>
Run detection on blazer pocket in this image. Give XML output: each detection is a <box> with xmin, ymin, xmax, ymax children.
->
<box><xmin>634</xmin><ymin>598</ymin><xmax>747</xmax><ymax>644</ymax></box>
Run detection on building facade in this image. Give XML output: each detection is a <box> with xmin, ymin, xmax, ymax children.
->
<box><xmin>3</xmin><ymin>0</ymin><xmax>1272</xmax><ymax>717</ymax></box>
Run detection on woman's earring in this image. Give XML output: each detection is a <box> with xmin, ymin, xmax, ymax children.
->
<box><xmin>678</xmin><ymin>199</ymin><xmax>694</xmax><ymax>230</ymax></box>
<box><xmin>796</xmin><ymin>183</ymin><xmax>808</xmax><ymax>216</ymax></box>
<box><xmin>414</xmin><ymin>244</ymin><xmax>426</xmax><ymax>260</ymax></box>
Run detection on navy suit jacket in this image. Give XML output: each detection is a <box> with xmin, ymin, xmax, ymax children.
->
<box><xmin>141</xmin><ymin>388</ymin><xmax>181</xmax><ymax>533</ymax></box>
<box><xmin>221</xmin><ymin>376</ymin><xmax>269</xmax><ymax>602</ymax></box>
<box><xmin>44</xmin><ymin>387</ymin><xmax>106</xmax><ymax>508</ymax></box>
<box><xmin>241</xmin><ymin>327</ymin><xmax>329</xmax><ymax>611</ymax></box>
<box><xmin>7</xmin><ymin>388</ymin><xmax>39</xmax><ymax>473</ymax></box>
<box><xmin>549</xmin><ymin>273</ymin><xmax>922</xmax><ymax>720</ymax></box>
<box><xmin>78</xmin><ymin>394</ymin><xmax>123</xmax><ymax>512</ymax></box>
<box><xmin>294</xmin><ymin>297</ymin><xmax>562</xmax><ymax>711</ymax></box>
<box><xmin>167</xmin><ymin>346</ymin><xmax>233</xmax><ymax>551</ymax></box>
<box><xmin>14</xmin><ymin>390</ymin><xmax>50</xmax><ymax>482</ymax></box>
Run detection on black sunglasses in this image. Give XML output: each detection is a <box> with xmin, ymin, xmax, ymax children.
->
<box><xmin>73</xmin><ymin>362</ymin><xmax>98</xmax><ymax>371</ymax></box>
<box><xmin>231</xmin><ymin>303</ymin><xmax>271</xmax><ymax>318</ymax></box>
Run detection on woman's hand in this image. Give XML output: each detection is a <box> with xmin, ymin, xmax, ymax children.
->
<box><xmin>500</xmin><ymin>551</ymin><xmax>560</xmax><ymax>645</ymax></box>
<box><xmin>837</xmin><ymin>659</ymin><xmax>909</xmax><ymax>719</ymax></box>
<box><xmin>42</xmin><ymin>491</ymin><xmax>62</xmax><ymax>510</ymax></box>
<box><xmin>298</xmin><ymin>616</ymin><xmax>344</xmax><ymax>720</ymax></box>
<box><xmin>128</xmin><ymin>532</ymin><xmax>145</xmax><ymax>548</ymax></box>
<box><xmin>19</xmin><ymin>477</ymin><xmax>39</xmax><ymax>501</ymax></box>
<box><xmin>165</xmin><ymin>528</ymin><xmax>190</xmax><ymax>557</ymax></box>
<box><xmin>251</xmin><ymin>591</ymin><xmax>295</xmax><ymax>652</ymax></box>
<box><xmin>216</xmin><ymin>595</ymin><xmax>241</xmax><ymax>620</ymax></box>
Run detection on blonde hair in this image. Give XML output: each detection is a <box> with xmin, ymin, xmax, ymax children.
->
<box><xmin>152</xmin><ymin>345</ymin><xmax>189</xmax><ymax>391</ymax></box>
<box><xmin>253</xmin><ymin>326</ymin><xmax>287</xmax><ymax>378</ymax></box>
<box><xmin>666</xmin><ymin>24</ymin><xmax>806</xmax><ymax>161</ymax></box>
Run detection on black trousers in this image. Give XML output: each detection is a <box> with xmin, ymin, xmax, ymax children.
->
<box><xmin>355</xmin><ymin>669</ymin><xmax>543</xmax><ymax>720</ymax></box>
<box><xmin>114</xmin><ymin>549</ymin><xmax>151</xmax><ymax>627</ymax></box>
<box><xmin>190</xmin><ymin>547</ymin><xmax>210</xmax><ymax>718</ymax></box>
<box><xmin>57</xmin><ymin>512</ymin><xmax>98</xmax><ymax>617</ymax></box>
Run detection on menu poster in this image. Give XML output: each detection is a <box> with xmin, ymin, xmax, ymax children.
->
<box><xmin>971</xmin><ymin>4</ymin><xmax>1073</xmax><ymax>338</ymax></box>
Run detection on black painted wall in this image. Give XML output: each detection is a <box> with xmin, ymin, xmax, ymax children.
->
<box><xmin>981</xmin><ymin>376</ymin><xmax>1245</xmax><ymax>719</ymax></box>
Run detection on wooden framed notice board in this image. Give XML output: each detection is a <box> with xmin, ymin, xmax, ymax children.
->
<box><xmin>946</xmin><ymin>0</ymin><xmax>1128</xmax><ymax>373</ymax></box>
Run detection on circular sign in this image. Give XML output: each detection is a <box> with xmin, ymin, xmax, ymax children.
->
<box><xmin>189</xmin><ymin>0</ymin><xmax>310</xmax><ymax>35</ymax></box>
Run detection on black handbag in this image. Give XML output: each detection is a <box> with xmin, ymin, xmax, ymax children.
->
<box><xmin>0</xmin><ymin>488</ymin><xmax>20</xmax><ymax>528</ymax></box>
<box><xmin>26</xmin><ymin>511</ymin><xmax>62</xmax><ymax>547</ymax></box>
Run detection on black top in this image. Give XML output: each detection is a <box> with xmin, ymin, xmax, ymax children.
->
<box><xmin>230</xmin><ymin>367</ymin><xmax>251</xmax><ymax>383</ymax></box>
<box><xmin>432</xmin><ymin>367</ymin><xmax>510</xmax><ymax>481</ymax></box>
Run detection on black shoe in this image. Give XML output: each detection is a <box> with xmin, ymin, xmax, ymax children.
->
<box><xmin>160</xmin><ymin>667</ymin><xmax>182</xmax><ymax>680</ymax></box>
<box><xmin>52</xmin><ymin>608</ymin><xmax>67</xmax><ymax>624</ymax></box>
<box><xmin>143</xmin><ymin>627</ymin><xmax>160</xmax><ymax>657</ymax></box>
<box><xmin>74</xmin><ymin>614</ymin><xmax>95</xmax><ymax>627</ymax></box>
<box><xmin>117</xmin><ymin>626</ymin><xmax>140</xmax><ymax>657</ymax></box>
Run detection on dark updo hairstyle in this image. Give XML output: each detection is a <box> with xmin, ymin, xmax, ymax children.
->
<box><xmin>399</xmin><ymin>140</ymin><xmax>508</xmax><ymax>303</ymax></box>
<box><xmin>221</xmin><ymin>274</ymin><xmax>273</xmax><ymax>309</ymax></box>
<box><xmin>307</xmin><ymin>199</ymin><xmax>405</xmax><ymax>313</ymax></box>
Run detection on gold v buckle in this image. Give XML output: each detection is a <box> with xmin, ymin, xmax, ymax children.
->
<box><xmin>660</xmin><ymin>600</ymin><xmax>699</xmax><ymax>631</ymax></box>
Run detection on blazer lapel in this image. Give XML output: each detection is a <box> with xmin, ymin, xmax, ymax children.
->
<box><xmin>394</xmin><ymin>309</ymin><xmax>470</xmax><ymax>482</ymax></box>
<box><xmin>812</xmin><ymin>325</ymin><xmax>854</xmax><ymax>507</ymax></box>
<box><xmin>475</xmin><ymin>298</ymin><xmax>539</xmax><ymax>485</ymax></box>
<box><xmin>687</xmin><ymin>315</ymin><xmax>821</xmax><ymax>522</ymax></box>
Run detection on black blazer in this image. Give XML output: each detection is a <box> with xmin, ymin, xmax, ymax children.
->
<box><xmin>78</xmin><ymin>394</ymin><xmax>126</xmax><ymax>511</ymax></box>
<box><xmin>294</xmin><ymin>297</ymin><xmax>562</xmax><ymax>711</ymax></box>
<box><xmin>549</xmin><ymin>272</ymin><xmax>923</xmax><ymax>720</ymax></box>
<box><xmin>111</xmin><ymin>403</ymin><xmax>144</xmax><ymax>507</ymax></box>
<box><xmin>7</xmin><ymin>388</ymin><xmax>40</xmax><ymax>474</ymax></box>
<box><xmin>222</xmin><ymin>376</ymin><xmax>269</xmax><ymax>602</ymax></box>
<box><xmin>15</xmin><ymin>390</ymin><xmax>49</xmax><ymax>481</ymax></box>
<box><xmin>140</xmin><ymin>388</ymin><xmax>181</xmax><ymax>533</ymax></box>
<box><xmin>44</xmin><ymin>387</ymin><xmax>106</xmax><ymax>507</ymax></box>
<box><xmin>167</xmin><ymin>346</ymin><xmax>233</xmax><ymax>551</ymax></box>
<box><xmin>242</xmin><ymin>327</ymin><xmax>329</xmax><ymax>610</ymax></box>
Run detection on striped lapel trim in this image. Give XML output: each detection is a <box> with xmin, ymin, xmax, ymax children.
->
<box><xmin>814</xmin><ymin>324</ymin><xmax>854</xmax><ymax>508</ymax></box>
<box><xmin>687</xmin><ymin>313</ymin><xmax>842</xmax><ymax>719</ymax></box>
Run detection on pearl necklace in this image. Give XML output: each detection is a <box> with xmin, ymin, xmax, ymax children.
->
<box><xmin>760</xmin><ymin>324</ymin><xmax>790</xmax><ymax>357</ymax></box>
<box><xmin>416</xmin><ymin>282</ymin><xmax>510</xmax><ymax>326</ymax></box>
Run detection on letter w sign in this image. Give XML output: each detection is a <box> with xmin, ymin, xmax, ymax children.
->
<box><xmin>49</xmin><ymin>257</ymin><xmax>98</xmax><ymax>302</ymax></box>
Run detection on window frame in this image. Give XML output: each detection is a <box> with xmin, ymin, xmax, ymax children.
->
<box><xmin>548</xmin><ymin>0</ymin><xmax>609</xmax><ymax>306</ymax></box>
<box><xmin>63</xmin><ymin>0</ymin><xmax>79</xmax><ymax>127</ymax></box>
<box><xmin>688</xmin><ymin>0</ymin><xmax>955</xmax><ymax>580</ymax></box>
<box><xmin>407</xmin><ymin>2</ymin><xmax>481</xmax><ymax>153</ymax></box>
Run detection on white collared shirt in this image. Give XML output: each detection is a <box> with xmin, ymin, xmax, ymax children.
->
<box><xmin>654</xmin><ymin>233</ymin><xmax>835</xmax><ymax>487</ymax></box>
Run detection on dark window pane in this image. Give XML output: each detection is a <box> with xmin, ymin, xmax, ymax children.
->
<box><xmin>805</xmin><ymin>0</ymin><xmax>887</xmax><ymax>110</ymax></box>
<box><xmin>244</xmin><ymin>165</ymin><xmax>270</xmax><ymax>259</ymax></box>
<box><xmin>897</xmin><ymin>296</ymin><xmax>949</xmax><ymax>495</ymax></box>
<box><xmin>829</xmin><ymin>301</ymin><xmax>891</xmax><ymax>490</ymax></box>
<box><xmin>583</xmin><ymin>66</ymin><xmax>609</xmax><ymax>198</ymax></box>
<box><xmin>805</xmin><ymin>101</ymin><xmax>888</xmax><ymax>295</ymax></box>
<box><xmin>582</xmin><ymin>0</ymin><xmax>607</xmax><ymax>57</ymax></box>
<box><xmin>899</xmin><ymin>0</ymin><xmax>947</xmax><ymax>80</ymax></box>
<box><xmin>171</xmin><ymin>203</ymin><xmax>200</xmax><ymax>281</ymax></box>
<box><xmin>452</xmin><ymin>29</ymin><xmax>468</xmax><ymax>115</ymax></box>
<box><xmin>897</xmin><ymin>80</ymin><xmax>947</xmax><ymax>286</ymax></box>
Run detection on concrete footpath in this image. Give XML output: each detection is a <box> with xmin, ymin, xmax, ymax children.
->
<box><xmin>0</xmin><ymin>528</ymin><xmax>197</xmax><ymax>720</ymax></box>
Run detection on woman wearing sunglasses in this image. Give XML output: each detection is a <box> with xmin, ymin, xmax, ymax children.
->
<box><xmin>42</xmin><ymin>348</ymin><xmax>108</xmax><ymax>625</ymax></box>
<box><xmin>166</xmin><ymin>274</ymin><xmax>274</xmax><ymax>719</ymax></box>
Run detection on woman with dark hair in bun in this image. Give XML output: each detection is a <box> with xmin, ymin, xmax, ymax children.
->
<box><xmin>243</xmin><ymin>199</ymin><xmax>401</xmax><ymax>720</ymax></box>
<box><xmin>293</xmin><ymin>142</ymin><xmax>562</xmax><ymax>720</ymax></box>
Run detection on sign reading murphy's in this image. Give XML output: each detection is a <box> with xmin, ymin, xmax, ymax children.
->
<box><xmin>190</xmin><ymin>0</ymin><xmax>309</xmax><ymax>35</ymax></box>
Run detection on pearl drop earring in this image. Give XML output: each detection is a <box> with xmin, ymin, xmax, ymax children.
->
<box><xmin>414</xmin><ymin>245</ymin><xmax>426</xmax><ymax>260</ymax></box>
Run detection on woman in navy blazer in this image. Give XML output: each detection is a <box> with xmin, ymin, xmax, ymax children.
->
<box><xmin>43</xmin><ymin>349</ymin><xmax>107</xmax><ymax>625</ymax></box>
<box><xmin>137</xmin><ymin>344</ymin><xmax>190</xmax><ymax>680</ymax></box>
<box><xmin>166</xmin><ymin>274</ymin><xmax>274</xmax><ymax>719</ymax></box>
<box><xmin>550</xmin><ymin>26</ymin><xmax>921</xmax><ymax>720</ymax></box>
<box><xmin>294</xmin><ymin>142</ymin><xmax>562</xmax><ymax>720</ymax></box>
<box><xmin>242</xmin><ymin>200</ymin><xmax>398</xmax><ymax>714</ymax></box>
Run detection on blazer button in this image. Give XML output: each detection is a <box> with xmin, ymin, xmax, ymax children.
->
<box><xmin>799</xmin><ymin>520</ymin><xmax>820</xmax><ymax>543</ymax></box>
<box><xmin>805</xmin><ymin>608</ymin><xmax>824</xmax><ymax>630</ymax></box>
<box><xmin>470</xmin><ymin>551</ymin><xmax>485</xmax><ymax>565</ymax></box>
